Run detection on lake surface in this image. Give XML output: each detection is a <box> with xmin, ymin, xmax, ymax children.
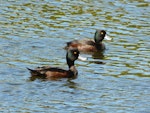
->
<box><xmin>0</xmin><ymin>0</ymin><xmax>150</xmax><ymax>112</ymax></box>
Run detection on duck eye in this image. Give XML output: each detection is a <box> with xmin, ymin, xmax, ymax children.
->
<box><xmin>100</xmin><ymin>31</ymin><xmax>104</xmax><ymax>35</ymax></box>
<box><xmin>74</xmin><ymin>51</ymin><xmax>77</xmax><ymax>55</ymax></box>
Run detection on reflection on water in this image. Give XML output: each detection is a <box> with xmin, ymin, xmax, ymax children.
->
<box><xmin>0</xmin><ymin>0</ymin><xmax>150</xmax><ymax>112</ymax></box>
<box><xmin>64</xmin><ymin>80</ymin><xmax>79</xmax><ymax>89</ymax></box>
<box><xmin>92</xmin><ymin>51</ymin><xmax>105</xmax><ymax>59</ymax></box>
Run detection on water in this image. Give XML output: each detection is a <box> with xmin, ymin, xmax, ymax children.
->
<box><xmin>0</xmin><ymin>0</ymin><xmax>150</xmax><ymax>112</ymax></box>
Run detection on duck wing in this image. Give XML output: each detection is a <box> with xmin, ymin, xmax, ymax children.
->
<box><xmin>27</xmin><ymin>66</ymin><xmax>66</xmax><ymax>75</ymax></box>
<box><xmin>66</xmin><ymin>39</ymin><xmax>95</xmax><ymax>48</ymax></box>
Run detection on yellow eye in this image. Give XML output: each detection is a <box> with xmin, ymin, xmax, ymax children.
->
<box><xmin>100</xmin><ymin>32</ymin><xmax>104</xmax><ymax>35</ymax></box>
<box><xmin>74</xmin><ymin>51</ymin><xmax>77</xmax><ymax>54</ymax></box>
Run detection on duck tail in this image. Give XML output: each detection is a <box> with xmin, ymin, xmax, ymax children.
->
<box><xmin>67</xmin><ymin>41</ymin><xmax>72</xmax><ymax>46</ymax></box>
<box><xmin>27</xmin><ymin>67</ymin><xmax>39</xmax><ymax>76</ymax></box>
<box><xmin>27</xmin><ymin>67</ymin><xmax>33</xmax><ymax>72</ymax></box>
<box><xmin>64</xmin><ymin>41</ymin><xmax>71</xmax><ymax>50</ymax></box>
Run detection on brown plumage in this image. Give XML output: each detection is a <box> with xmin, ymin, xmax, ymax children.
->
<box><xmin>27</xmin><ymin>48</ymin><xmax>80</xmax><ymax>80</ymax></box>
<box><xmin>65</xmin><ymin>30</ymin><xmax>111</xmax><ymax>52</ymax></box>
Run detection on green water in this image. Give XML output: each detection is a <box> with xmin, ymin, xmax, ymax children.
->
<box><xmin>0</xmin><ymin>0</ymin><xmax>150</xmax><ymax>112</ymax></box>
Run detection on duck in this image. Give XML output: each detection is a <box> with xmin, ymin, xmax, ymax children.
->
<box><xmin>65</xmin><ymin>30</ymin><xmax>112</xmax><ymax>52</ymax></box>
<box><xmin>27</xmin><ymin>48</ymin><xmax>85</xmax><ymax>80</ymax></box>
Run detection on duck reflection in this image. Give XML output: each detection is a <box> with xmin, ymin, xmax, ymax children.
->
<box><xmin>90</xmin><ymin>51</ymin><xmax>106</xmax><ymax>64</ymax></box>
<box><xmin>92</xmin><ymin>51</ymin><xmax>105</xmax><ymax>59</ymax></box>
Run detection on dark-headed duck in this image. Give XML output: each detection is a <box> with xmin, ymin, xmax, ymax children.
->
<box><xmin>27</xmin><ymin>48</ymin><xmax>86</xmax><ymax>80</ymax></box>
<box><xmin>65</xmin><ymin>30</ymin><xmax>112</xmax><ymax>52</ymax></box>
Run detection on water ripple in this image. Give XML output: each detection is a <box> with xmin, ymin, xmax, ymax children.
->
<box><xmin>0</xmin><ymin>0</ymin><xmax>150</xmax><ymax>112</ymax></box>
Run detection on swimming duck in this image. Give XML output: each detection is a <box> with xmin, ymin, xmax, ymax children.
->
<box><xmin>27</xmin><ymin>48</ymin><xmax>85</xmax><ymax>80</ymax></box>
<box><xmin>65</xmin><ymin>30</ymin><xmax>111</xmax><ymax>52</ymax></box>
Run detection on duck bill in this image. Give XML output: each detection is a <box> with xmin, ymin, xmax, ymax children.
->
<box><xmin>78</xmin><ymin>55</ymin><xmax>87</xmax><ymax>61</ymax></box>
<box><xmin>104</xmin><ymin>34</ymin><xmax>112</xmax><ymax>41</ymax></box>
